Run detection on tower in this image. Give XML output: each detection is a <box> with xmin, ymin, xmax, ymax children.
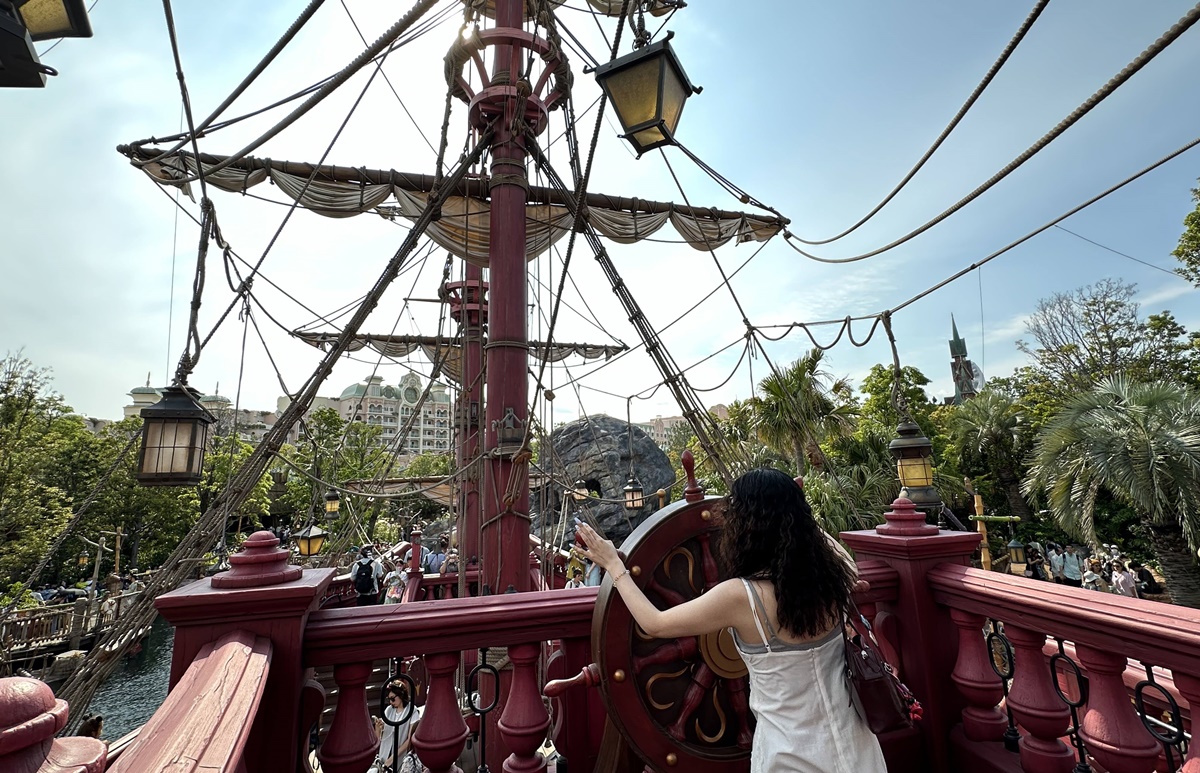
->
<box><xmin>949</xmin><ymin>316</ymin><xmax>980</xmax><ymax>404</ymax></box>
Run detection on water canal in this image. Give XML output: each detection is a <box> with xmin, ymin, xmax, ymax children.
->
<box><xmin>87</xmin><ymin>616</ymin><xmax>174</xmax><ymax>740</ymax></box>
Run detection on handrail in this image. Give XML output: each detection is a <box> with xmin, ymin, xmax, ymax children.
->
<box><xmin>304</xmin><ymin>587</ymin><xmax>598</xmax><ymax>667</ymax></box>
<box><xmin>928</xmin><ymin>564</ymin><xmax>1200</xmax><ymax>675</ymax></box>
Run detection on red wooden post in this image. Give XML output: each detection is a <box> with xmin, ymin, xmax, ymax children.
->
<box><xmin>947</xmin><ymin>608</ymin><xmax>1006</xmax><ymax>741</ymax></box>
<box><xmin>155</xmin><ymin>530</ymin><xmax>333</xmax><ymax>773</ymax></box>
<box><xmin>1002</xmin><ymin>625</ymin><xmax>1073</xmax><ymax>773</ymax></box>
<box><xmin>319</xmin><ymin>661</ymin><xmax>377</xmax><ymax>773</ymax></box>
<box><xmin>498</xmin><ymin>642</ymin><xmax>550</xmax><ymax>773</ymax></box>
<box><xmin>1171</xmin><ymin>669</ymin><xmax>1200</xmax><ymax>773</ymax></box>
<box><xmin>448</xmin><ymin>270</ymin><xmax>486</xmax><ymax>568</ymax></box>
<box><xmin>412</xmin><ymin>651</ymin><xmax>470</xmax><ymax>773</ymax></box>
<box><xmin>841</xmin><ymin>497</ymin><xmax>980</xmax><ymax>773</ymax></box>
<box><xmin>1074</xmin><ymin>644</ymin><xmax>1159</xmax><ymax>773</ymax></box>
<box><xmin>0</xmin><ymin>676</ymin><xmax>107</xmax><ymax>773</ymax></box>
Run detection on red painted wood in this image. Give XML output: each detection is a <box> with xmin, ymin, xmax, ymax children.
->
<box><xmin>1003</xmin><ymin>625</ymin><xmax>1072</xmax><ymax>773</ymax></box>
<box><xmin>303</xmin><ymin>587</ymin><xmax>597</xmax><ymax>667</ymax></box>
<box><xmin>412</xmin><ymin>652</ymin><xmax>470</xmax><ymax>773</ymax></box>
<box><xmin>842</xmin><ymin>521</ymin><xmax>981</xmax><ymax>773</ymax></box>
<box><xmin>156</xmin><ymin>564</ymin><xmax>333</xmax><ymax>773</ymax></box>
<box><xmin>499</xmin><ymin>642</ymin><xmax>549</xmax><ymax>773</ymax></box>
<box><xmin>947</xmin><ymin>609</ymin><xmax>1006</xmax><ymax>742</ymax></box>
<box><xmin>875</xmin><ymin>497</ymin><xmax>939</xmax><ymax>537</ymax></box>
<box><xmin>1173</xmin><ymin>670</ymin><xmax>1200</xmax><ymax>773</ymax></box>
<box><xmin>928</xmin><ymin>564</ymin><xmax>1200</xmax><ymax>676</ymax></box>
<box><xmin>210</xmin><ymin>530</ymin><xmax>301</xmax><ymax>588</ymax></box>
<box><xmin>318</xmin><ymin>662</ymin><xmax>376</xmax><ymax>773</ymax></box>
<box><xmin>1075</xmin><ymin>644</ymin><xmax>1159</xmax><ymax>773</ymax></box>
<box><xmin>110</xmin><ymin>630</ymin><xmax>271</xmax><ymax>773</ymax></box>
<box><xmin>0</xmin><ymin>677</ymin><xmax>106</xmax><ymax>773</ymax></box>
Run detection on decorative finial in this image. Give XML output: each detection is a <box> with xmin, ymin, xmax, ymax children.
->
<box><xmin>682</xmin><ymin>450</ymin><xmax>703</xmax><ymax>502</ymax></box>
<box><xmin>210</xmin><ymin>531</ymin><xmax>302</xmax><ymax>588</ymax></box>
<box><xmin>145</xmin><ymin>371</ymin><xmax>151</xmax><ymax>387</ymax></box>
<box><xmin>876</xmin><ymin>497</ymin><xmax>939</xmax><ymax>537</ymax></box>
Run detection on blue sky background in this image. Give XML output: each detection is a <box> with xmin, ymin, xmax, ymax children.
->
<box><xmin>2</xmin><ymin>0</ymin><xmax>1198</xmax><ymax>427</ymax></box>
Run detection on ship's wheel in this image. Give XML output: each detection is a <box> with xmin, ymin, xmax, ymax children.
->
<box><xmin>591</xmin><ymin>495</ymin><xmax>754</xmax><ymax>773</ymax></box>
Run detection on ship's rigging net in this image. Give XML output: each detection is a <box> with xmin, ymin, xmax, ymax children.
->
<box><xmin>136</xmin><ymin>152</ymin><xmax>783</xmax><ymax>265</ymax></box>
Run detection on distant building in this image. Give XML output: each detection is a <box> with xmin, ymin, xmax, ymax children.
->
<box><xmin>124</xmin><ymin>382</ymin><xmax>276</xmax><ymax>444</ymax></box>
<box><xmin>949</xmin><ymin>316</ymin><xmax>982</xmax><ymax>405</ymax></box>
<box><xmin>636</xmin><ymin>405</ymin><xmax>727</xmax><ymax>449</ymax></box>
<box><xmin>277</xmin><ymin>373</ymin><xmax>452</xmax><ymax>457</ymax></box>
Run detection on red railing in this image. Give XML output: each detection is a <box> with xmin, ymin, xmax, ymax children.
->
<box><xmin>304</xmin><ymin>586</ymin><xmax>599</xmax><ymax>773</ymax></box>
<box><xmin>930</xmin><ymin>564</ymin><xmax>1199</xmax><ymax>773</ymax></box>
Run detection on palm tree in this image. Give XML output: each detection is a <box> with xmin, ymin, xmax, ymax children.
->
<box><xmin>751</xmin><ymin>350</ymin><xmax>857</xmax><ymax>475</ymax></box>
<box><xmin>951</xmin><ymin>390</ymin><xmax>1035</xmax><ymax>523</ymax></box>
<box><xmin>1023</xmin><ymin>378</ymin><xmax>1200</xmax><ymax>608</ymax></box>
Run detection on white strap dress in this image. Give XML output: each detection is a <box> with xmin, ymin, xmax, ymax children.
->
<box><xmin>731</xmin><ymin>578</ymin><xmax>887</xmax><ymax>773</ymax></box>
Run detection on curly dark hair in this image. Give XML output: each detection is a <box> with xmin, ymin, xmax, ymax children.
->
<box><xmin>718</xmin><ymin>468</ymin><xmax>855</xmax><ymax>637</ymax></box>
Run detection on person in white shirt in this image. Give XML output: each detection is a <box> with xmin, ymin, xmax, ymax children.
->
<box><xmin>1061</xmin><ymin>545</ymin><xmax>1085</xmax><ymax>587</ymax></box>
<box><xmin>374</xmin><ymin>680</ymin><xmax>421</xmax><ymax>772</ymax></box>
<box><xmin>1048</xmin><ymin>544</ymin><xmax>1065</xmax><ymax>583</ymax></box>
<box><xmin>1111</xmin><ymin>561</ymin><xmax>1138</xmax><ymax>597</ymax></box>
<box><xmin>564</xmin><ymin>568</ymin><xmax>585</xmax><ymax>589</ymax></box>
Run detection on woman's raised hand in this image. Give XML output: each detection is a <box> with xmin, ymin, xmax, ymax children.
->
<box><xmin>576</xmin><ymin>523</ymin><xmax>620</xmax><ymax>573</ymax></box>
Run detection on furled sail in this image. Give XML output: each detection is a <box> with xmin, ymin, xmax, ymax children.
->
<box><xmin>129</xmin><ymin>149</ymin><xmax>784</xmax><ymax>267</ymax></box>
<box><xmin>293</xmin><ymin>331</ymin><xmax>626</xmax><ymax>384</ymax></box>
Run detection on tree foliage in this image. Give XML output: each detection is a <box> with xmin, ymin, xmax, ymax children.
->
<box><xmin>1173</xmin><ymin>180</ymin><xmax>1200</xmax><ymax>286</ymax></box>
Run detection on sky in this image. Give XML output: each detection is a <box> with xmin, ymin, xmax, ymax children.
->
<box><xmin>2</xmin><ymin>0</ymin><xmax>1199</xmax><ymax>430</ymax></box>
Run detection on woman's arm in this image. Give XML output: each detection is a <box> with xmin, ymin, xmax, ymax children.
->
<box><xmin>576</xmin><ymin>523</ymin><xmax>742</xmax><ymax>639</ymax></box>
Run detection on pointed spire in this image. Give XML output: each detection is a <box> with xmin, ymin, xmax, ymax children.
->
<box><xmin>145</xmin><ymin>372</ymin><xmax>151</xmax><ymax>387</ymax></box>
<box><xmin>949</xmin><ymin>315</ymin><xmax>968</xmax><ymax>359</ymax></box>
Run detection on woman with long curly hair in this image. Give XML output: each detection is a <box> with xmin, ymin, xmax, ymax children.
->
<box><xmin>577</xmin><ymin>467</ymin><xmax>886</xmax><ymax>772</ymax></box>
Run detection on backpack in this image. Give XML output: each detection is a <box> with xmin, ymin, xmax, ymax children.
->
<box><xmin>354</xmin><ymin>561</ymin><xmax>375</xmax><ymax>594</ymax></box>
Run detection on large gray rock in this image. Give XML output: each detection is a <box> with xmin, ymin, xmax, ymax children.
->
<box><xmin>532</xmin><ymin>414</ymin><xmax>676</xmax><ymax>546</ymax></box>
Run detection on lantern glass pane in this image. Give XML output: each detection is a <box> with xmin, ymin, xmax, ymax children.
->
<box><xmin>602</xmin><ymin>56</ymin><xmax>663</xmax><ymax>133</ymax></box>
<box><xmin>659</xmin><ymin>64</ymin><xmax>689</xmax><ymax>137</ymax></box>
<box><xmin>896</xmin><ymin>456</ymin><xmax>933</xmax><ymax>488</ymax></box>
<box><xmin>630</xmin><ymin>126</ymin><xmax>668</xmax><ymax>150</ymax></box>
<box><xmin>19</xmin><ymin>0</ymin><xmax>92</xmax><ymax>41</ymax></box>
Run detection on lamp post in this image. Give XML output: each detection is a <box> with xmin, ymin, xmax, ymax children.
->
<box><xmin>593</xmin><ymin>31</ymin><xmax>701</xmax><ymax>156</ymax></box>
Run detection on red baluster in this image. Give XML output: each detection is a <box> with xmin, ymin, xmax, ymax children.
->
<box><xmin>413</xmin><ymin>651</ymin><xmax>470</xmax><ymax>773</ymax></box>
<box><xmin>319</xmin><ymin>661</ymin><xmax>376</xmax><ymax>773</ymax></box>
<box><xmin>498</xmin><ymin>642</ymin><xmax>550</xmax><ymax>773</ymax></box>
<box><xmin>725</xmin><ymin>673</ymin><xmax>754</xmax><ymax>750</ymax></box>
<box><xmin>948</xmin><ymin>609</ymin><xmax>1006</xmax><ymax>742</ymax></box>
<box><xmin>667</xmin><ymin>663</ymin><xmax>716</xmax><ymax>742</ymax></box>
<box><xmin>1074</xmin><ymin>644</ymin><xmax>1159</xmax><ymax>773</ymax></box>
<box><xmin>1171</xmin><ymin>669</ymin><xmax>1200</xmax><ymax>773</ymax></box>
<box><xmin>1003</xmin><ymin>625</ymin><xmax>1072</xmax><ymax>773</ymax></box>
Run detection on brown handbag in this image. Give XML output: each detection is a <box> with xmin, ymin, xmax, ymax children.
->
<box><xmin>843</xmin><ymin>602</ymin><xmax>922</xmax><ymax>734</ymax></box>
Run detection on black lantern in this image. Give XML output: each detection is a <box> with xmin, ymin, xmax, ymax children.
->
<box><xmin>14</xmin><ymin>0</ymin><xmax>92</xmax><ymax>41</ymax></box>
<box><xmin>888</xmin><ymin>421</ymin><xmax>941</xmax><ymax>511</ymax></box>
<box><xmin>77</xmin><ymin>550</ymin><xmax>88</xmax><ymax>567</ymax></box>
<box><xmin>324</xmin><ymin>489</ymin><xmax>341</xmax><ymax>516</ymax></box>
<box><xmin>1007</xmin><ymin>538</ymin><xmax>1027</xmax><ymax>573</ymax></box>
<box><xmin>295</xmin><ymin>524</ymin><xmax>328</xmax><ymax>557</ymax></box>
<box><xmin>136</xmin><ymin>385</ymin><xmax>216</xmax><ymax>486</ymax></box>
<box><xmin>571</xmin><ymin>479</ymin><xmax>589</xmax><ymax>503</ymax></box>
<box><xmin>623</xmin><ymin>477</ymin><xmax>645</xmax><ymax>512</ymax></box>
<box><xmin>593</xmin><ymin>32</ymin><xmax>700</xmax><ymax>156</ymax></box>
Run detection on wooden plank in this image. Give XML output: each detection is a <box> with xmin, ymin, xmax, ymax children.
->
<box><xmin>110</xmin><ymin>630</ymin><xmax>271</xmax><ymax>773</ymax></box>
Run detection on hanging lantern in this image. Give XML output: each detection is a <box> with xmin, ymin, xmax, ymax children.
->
<box><xmin>14</xmin><ymin>0</ymin><xmax>92</xmax><ymax>41</ymax></box>
<box><xmin>623</xmin><ymin>477</ymin><xmax>645</xmax><ymax>512</ymax></box>
<box><xmin>295</xmin><ymin>524</ymin><xmax>328</xmax><ymax>557</ymax></box>
<box><xmin>77</xmin><ymin>550</ymin><xmax>89</xmax><ymax>567</ymax></box>
<box><xmin>593</xmin><ymin>32</ymin><xmax>700</xmax><ymax>156</ymax></box>
<box><xmin>1007</xmin><ymin>538</ymin><xmax>1027</xmax><ymax>573</ymax></box>
<box><xmin>571</xmin><ymin>479</ymin><xmax>589</xmax><ymax>503</ymax></box>
<box><xmin>324</xmin><ymin>489</ymin><xmax>341</xmax><ymax>515</ymax></box>
<box><xmin>136</xmin><ymin>385</ymin><xmax>216</xmax><ymax>486</ymax></box>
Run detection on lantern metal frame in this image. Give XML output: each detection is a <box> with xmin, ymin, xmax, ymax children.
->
<box><xmin>623</xmin><ymin>477</ymin><xmax>645</xmax><ymax>512</ymax></box>
<box><xmin>1007</xmin><ymin>537</ymin><xmax>1027</xmax><ymax>571</ymax></box>
<box><xmin>324</xmin><ymin>489</ymin><xmax>341</xmax><ymax>516</ymax></box>
<box><xmin>136</xmin><ymin>385</ymin><xmax>216</xmax><ymax>487</ymax></box>
<box><xmin>592</xmin><ymin>32</ymin><xmax>700</xmax><ymax>156</ymax></box>
<box><xmin>571</xmin><ymin>479</ymin><xmax>589</xmax><ymax>503</ymax></box>
<box><xmin>888</xmin><ymin>420</ymin><xmax>942</xmax><ymax>511</ymax></box>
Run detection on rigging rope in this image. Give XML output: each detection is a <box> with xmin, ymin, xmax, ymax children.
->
<box><xmin>53</xmin><ymin>130</ymin><xmax>494</xmax><ymax>728</ymax></box>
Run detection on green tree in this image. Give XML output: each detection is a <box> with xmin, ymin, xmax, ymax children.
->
<box><xmin>949</xmin><ymin>390</ymin><xmax>1035</xmax><ymax>523</ymax></box>
<box><xmin>750</xmin><ymin>350</ymin><xmax>856</xmax><ymax>475</ymax></box>
<box><xmin>856</xmin><ymin>364</ymin><xmax>937</xmax><ymax>440</ymax></box>
<box><xmin>1024</xmin><ymin>378</ymin><xmax>1200</xmax><ymax>608</ymax></box>
<box><xmin>1173</xmin><ymin>179</ymin><xmax>1200</xmax><ymax>285</ymax></box>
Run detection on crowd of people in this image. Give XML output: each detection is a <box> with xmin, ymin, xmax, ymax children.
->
<box><xmin>1021</xmin><ymin>541</ymin><xmax>1162</xmax><ymax>598</ymax></box>
<box><xmin>347</xmin><ymin>531</ymin><xmax>463</xmax><ymax>606</ymax></box>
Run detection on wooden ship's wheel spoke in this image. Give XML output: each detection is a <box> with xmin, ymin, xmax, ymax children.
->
<box><xmin>593</xmin><ymin>496</ymin><xmax>754</xmax><ymax>772</ymax></box>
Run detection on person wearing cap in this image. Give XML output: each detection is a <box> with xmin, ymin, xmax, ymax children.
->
<box><xmin>1082</xmin><ymin>560</ymin><xmax>1110</xmax><ymax>592</ymax></box>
